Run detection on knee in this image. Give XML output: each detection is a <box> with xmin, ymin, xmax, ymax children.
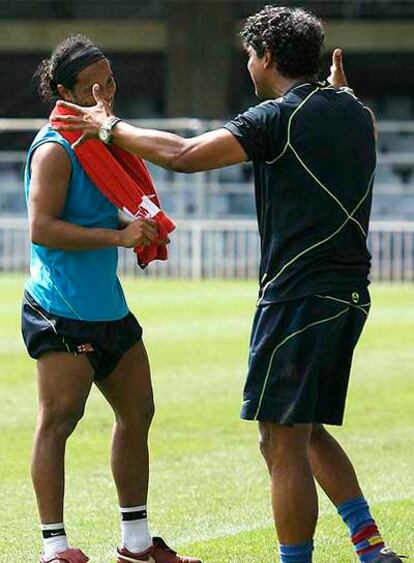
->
<box><xmin>309</xmin><ymin>423</ymin><xmax>328</xmax><ymax>449</ymax></box>
<box><xmin>116</xmin><ymin>399</ymin><xmax>155</xmax><ymax>434</ymax></box>
<box><xmin>37</xmin><ymin>402</ymin><xmax>85</xmax><ymax>439</ymax></box>
<box><xmin>259</xmin><ymin>423</ymin><xmax>286</xmax><ymax>471</ymax></box>
<box><xmin>138</xmin><ymin>401</ymin><xmax>155</xmax><ymax>431</ymax></box>
<box><xmin>259</xmin><ymin>423</ymin><xmax>310</xmax><ymax>473</ymax></box>
<box><xmin>259</xmin><ymin>423</ymin><xmax>272</xmax><ymax>461</ymax></box>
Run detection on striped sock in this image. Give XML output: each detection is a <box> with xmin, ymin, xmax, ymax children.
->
<box><xmin>120</xmin><ymin>505</ymin><xmax>152</xmax><ymax>553</ymax></box>
<box><xmin>353</xmin><ymin>522</ymin><xmax>386</xmax><ymax>562</ymax></box>
<box><xmin>337</xmin><ymin>497</ymin><xmax>385</xmax><ymax>562</ymax></box>
<box><xmin>41</xmin><ymin>522</ymin><xmax>69</xmax><ymax>559</ymax></box>
<box><xmin>279</xmin><ymin>541</ymin><xmax>314</xmax><ymax>563</ymax></box>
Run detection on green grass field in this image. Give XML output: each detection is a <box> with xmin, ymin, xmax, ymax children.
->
<box><xmin>0</xmin><ymin>276</ymin><xmax>413</xmax><ymax>563</ymax></box>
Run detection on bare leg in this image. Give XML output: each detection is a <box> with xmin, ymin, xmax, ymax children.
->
<box><xmin>309</xmin><ymin>424</ymin><xmax>363</xmax><ymax>506</ymax></box>
<box><xmin>259</xmin><ymin>422</ymin><xmax>318</xmax><ymax>545</ymax></box>
<box><xmin>96</xmin><ymin>341</ymin><xmax>154</xmax><ymax>507</ymax></box>
<box><xmin>31</xmin><ymin>352</ymin><xmax>93</xmax><ymax>523</ymax></box>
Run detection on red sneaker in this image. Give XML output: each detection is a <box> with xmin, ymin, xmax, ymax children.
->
<box><xmin>40</xmin><ymin>548</ymin><xmax>90</xmax><ymax>563</ymax></box>
<box><xmin>116</xmin><ymin>537</ymin><xmax>202</xmax><ymax>563</ymax></box>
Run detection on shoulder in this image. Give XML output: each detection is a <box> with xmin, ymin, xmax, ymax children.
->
<box><xmin>29</xmin><ymin>126</ymin><xmax>74</xmax><ymax>176</ymax></box>
<box><xmin>327</xmin><ymin>87</ymin><xmax>376</xmax><ymax>125</ymax></box>
<box><xmin>231</xmin><ymin>100</ymin><xmax>282</xmax><ymax>130</ymax></box>
<box><xmin>30</xmin><ymin>139</ymin><xmax>72</xmax><ymax>179</ymax></box>
<box><xmin>30</xmin><ymin>126</ymin><xmax>74</xmax><ymax>163</ymax></box>
<box><xmin>30</xmin><ymin>125</ymin><xmax>72</xmax><ymax>150</ymax></box>
<box><xmin>224</xmin><ymin>99</ymin><xmax>286</xmax><ymax>162</ymax></box>
<box><xmin>317</xmin><ymin>84</ymin><xmax>365</xmax><ymax>109</ymax></box>
<box><xmin>257</xmin><ymin>99</ymin><xmax>283</xmax><ymax>110</ymax></box>
<box><xmin>32</xmin><ymin>140</ymin><xmax>70</xmax><ymax>163</ymax></box>
<box><xmin>337</xmin><ymin>88</ymin><xmax>375</xmax><ymax>118</ymax></box>
<box><xmin>249</xmin><ymin>99</ymin><xmax>283</xmax><ymax>118</ymax></box>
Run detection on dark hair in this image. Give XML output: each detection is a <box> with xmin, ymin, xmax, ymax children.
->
<box><xmin>241</xmin><ymin>5</ymin><xmax>325</xmax><ymax>78</ymax></box>
<box><xmin>34</xmin><ymin>34</ymin><xmax>105</xmax><ymax>103</ymax></box>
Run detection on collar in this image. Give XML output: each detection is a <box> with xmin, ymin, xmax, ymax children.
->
<box><xmin>284</xmin><ymin>80</ymin><xmax>327</xmax><ymax>96</ymax></box>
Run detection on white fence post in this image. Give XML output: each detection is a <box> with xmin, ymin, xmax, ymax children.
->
<box><xmin>0</xmin><ymin>217</ymin><xmax>413</xmax><ymax>281</ymax></box>
<box><xmin>191</xmin><ymin>222</ymin><xmax>203</xmax><ymax>280</ymax></box>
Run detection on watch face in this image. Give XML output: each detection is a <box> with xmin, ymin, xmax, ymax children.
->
<box><xmin>99</xmin><ymin>128</ymin><xmax>111</xmax><ymax>143</ymax></box>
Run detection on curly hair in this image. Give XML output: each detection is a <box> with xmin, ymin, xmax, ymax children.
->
<box><xmin>241</xmin><ymin>6</ymin><xmax>325</xmax><ymax>78</ymax></box>
<box><xmin>34</xmin><ymin>34</ymin><xmax>102</xmax><ymax>103</ymax></box>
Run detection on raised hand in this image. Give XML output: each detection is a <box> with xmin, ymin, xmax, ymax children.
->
<box><xmin>52</xmin><ymin>84</ymin><xmax>114</xmax><ymax>149</ymax></box>
<box><xmin>327</xmin><ymin>48</ymin><xmax>348</xmax><ymax>89</ymax></box>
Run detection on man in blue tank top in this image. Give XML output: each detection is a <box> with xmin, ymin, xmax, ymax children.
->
<box><xmin>22</xmin><ymin>35</ymin><xmax>201</xmax><ymax>563</ymax></box>
<box><xmin>54</xmin><ymin>7</ymin><xmax>406</xmax><ymax>563</ymax></box>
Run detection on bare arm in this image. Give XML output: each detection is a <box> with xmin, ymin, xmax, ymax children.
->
<box><xmin>53</xmin><ymin>47</ymin><xmax>351</xmax><ymax>172</ymax></box>
<box><xmin>53</xmin><ymin>49</ymin><xmax>372</xmax><ymax>175</ymax></box>
<box><xmin>29</xmin><ymin>142</ymin><xmax>158</xmax><ymax>250</ymax></box>
<box><xmin>52</xmin><ymin>49</ymin><xmax>347</xmax><ymax>172</ymax></box>
<box><xmin>53</xmin><ymin>86</ymin><xmax>248</xmax><ymax>173</ymax></box>
<box><xmin>111</xmin><ymin>124</ymin><xmax>248</xmax><ymax>173</ymax></box>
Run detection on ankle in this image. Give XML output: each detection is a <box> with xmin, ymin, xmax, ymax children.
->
<box><xmin>41</xmin><ymin>522</ymin><xmax>70</xmax><ymax>559</ymax></box>
<box><xmin>280</xmin><ymin>541</ymin><xmax>314</xmax><ymax>563</ymax></box>
<box><xmin>120</xmin><ymin>505</ymin><xmax>152</xmax><ymax>553</ymax></box>
<box><xmin>337</xmin><ymin>497</ymin><xmax>386</xmax><ymax>562</ymax></box>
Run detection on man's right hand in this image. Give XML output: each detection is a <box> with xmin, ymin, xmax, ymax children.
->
<box><xmin>118</xmin><ymin>218</ymin><xmax>158</xmax><ymax>248</ymax></box>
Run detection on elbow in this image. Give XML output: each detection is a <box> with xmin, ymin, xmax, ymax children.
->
<box><xmin>31</xmin><ymin>230</ymin><xmax>46</xmax><ymax>247</ymax></box>
<box><xmin>166</xmin><ymin>154</ymin><xmax>195</xmax><ymax>174</ymax></box>
<box><xmin>168</xmin><ymin>158</ymin><xmax>195</xmax><ymax>173</ymax></box>
<box><xmin>30</xmin><ymin>220</ymin><xmax>51</xmax><ymax>247</ymax></box>
<box><xmin>165</xmin><ymin>143</ymin><xmax>199</xmax><ymax>173</ymax></box>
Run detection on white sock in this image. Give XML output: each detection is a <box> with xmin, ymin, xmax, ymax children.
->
<box><xmin>119</xmin><ymin>505</ymin><xmax>152</xmax><ymax>553</ymax></box>
<box><xmin>41</xmin><ymin>523</ymin><xmax>70</xmax><ymax>559</ymax></box>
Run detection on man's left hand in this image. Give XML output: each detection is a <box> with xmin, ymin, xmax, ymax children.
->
<box><xmin>52</xmin><ymin>84</ymin><xmax>113</xmax><ymax>149</ymax></box>
<box><xmin>327</xmin><ymin>48</ymin><xmax>348</xmax><ymax>89</ymax></box>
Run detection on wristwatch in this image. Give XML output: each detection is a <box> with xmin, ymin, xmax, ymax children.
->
<box><xmin>98</xmin><ymin>116</ymin><xmax>122</xmax><ymax>144</ymax></box>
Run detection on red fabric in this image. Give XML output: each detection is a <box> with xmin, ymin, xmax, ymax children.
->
<box><xmin>352</xmin><ymin>523</ymin><xmax>380</xmax><ymax>545</ymax></box>
<box><xmin>50</xmin><ymin>104</ymin><xmax>175</xmax><ymax>267</ymax></box>
<box><xmin>356</xmin><ymin>543</ymin><xmax>385</xmax><ymax>557</ymax></box>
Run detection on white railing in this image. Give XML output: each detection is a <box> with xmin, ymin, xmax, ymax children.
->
<box><xmin>0</xmin><ymin>217</ymin><xmax>413</xmax><ymax>281</ymax></box>
<box><xmin>1</xmin><ymin>118</ymin><xmax>414</xmax><ymax>220</ymax></box>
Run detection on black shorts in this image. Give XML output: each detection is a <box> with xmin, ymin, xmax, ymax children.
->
<box><xmin>241</xmin><ymin>288</ymin><xmax>370</xmax><ymax>426</ymax></box>
<box><xmin>21</xmin><ymin>291</ymin><xmax>143</xmax><ymax>381</ymax></box>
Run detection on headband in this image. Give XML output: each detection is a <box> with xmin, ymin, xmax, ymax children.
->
<box><xmin>54</xmin><ymin>45</ymin><xmax>106</xmax><ymax>87</ymax></box>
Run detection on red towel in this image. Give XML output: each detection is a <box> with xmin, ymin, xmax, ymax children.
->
<box><xmin>50</xmin><ymin>104</ymin><xmax>175</xmax><ymax>268</ymax></box>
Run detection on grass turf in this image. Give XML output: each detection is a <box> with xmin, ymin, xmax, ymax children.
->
<box><xmin>0</xmin><ymin>276</ymin><xmax>413</xmax><ymax>562</ymax></box>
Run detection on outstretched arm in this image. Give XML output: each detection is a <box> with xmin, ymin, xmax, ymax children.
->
<box><xmin>53</xmin><ymin>87</ymin><xmax>248</xmax><ymax>173</ymax></box>
<box><xmin>108</xmin><ymin>123</ymin><xmax>248</xmax><ymax>172</ymax></box>
<box><xmin>53</xmin><ymin>47</ymin><xmax>351</xmax><ymax>171</ymax></box>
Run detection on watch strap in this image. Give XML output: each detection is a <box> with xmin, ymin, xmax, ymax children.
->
<box><xmin>105</xmin><ymin>116</ymin><xmax>122</xmax><ymax>130</ymax></box>
<box><xmin>99</xmin><ymin>116</ymin><xmax>122</xmax><ymax>144</ymax></box>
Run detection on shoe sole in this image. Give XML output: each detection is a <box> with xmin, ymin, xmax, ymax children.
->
<box><xmin>117</xmin><ymin>555</ymin><xmax>156</xmax><ymax>563</ymax></box>
<box><xmin>117</xmin><ymin>553</ymin><xmax>201</xmax><ymax>563</ymax></box>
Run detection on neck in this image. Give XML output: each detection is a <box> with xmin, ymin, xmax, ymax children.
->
<box><xmin>269</xmin><ymin>74</ymin><xmax>318</xmax><ymax>97</ymax></box>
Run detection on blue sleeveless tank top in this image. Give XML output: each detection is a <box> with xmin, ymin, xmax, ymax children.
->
<box><xmin>24</xmin><ymin>126</ymin><xmax>129</xmax><ymax>321</ymax></box>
